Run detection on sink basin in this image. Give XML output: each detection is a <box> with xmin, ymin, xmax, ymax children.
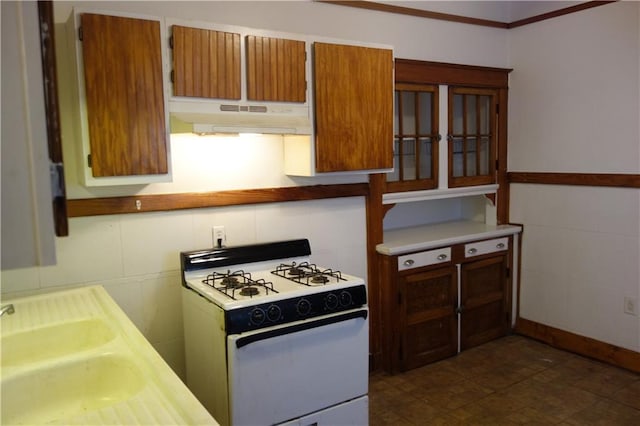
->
<box><xmin>0</xmin><ymin>285</ymin><xmax>216</xmax><ymax>425</ymax></box>
<box><xmin>1</xmin><ymin>354</ymin><xmax>146</xmax><ymax>425</ymax></box>
<box><xmin>1</xmin><ymin>318</ymin><xmax>116</xmax><ymax>367</ymax></box>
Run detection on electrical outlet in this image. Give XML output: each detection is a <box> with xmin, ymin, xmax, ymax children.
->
<box><xmin>624</xmin><ymin>297</ymin><xmax>637</xmax><ymax>316</ymax></box>
<box><xmin>212</xmin><ymin>226</ymin><xmax>226</xmax><ymax>248</ymax></box>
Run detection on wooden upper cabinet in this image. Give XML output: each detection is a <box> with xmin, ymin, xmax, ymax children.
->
<box><xmin>81</xmin><ymin>13</ymin><xmax>167</xmax><ymax>177</ymax></box>
<box><xmin>246</xmin><ymin>35</ymin><xmax>306</xmax><ymax>102</ymax></box>
<box><xmin>313</xmin><ymin>43</ymin><xmax>393</xmax><ymax>173</ymax></box>
<box><xmin>172</xmin><ymin>25</ymin><xmax>241</xmax><ymax>99</ymax></box>
<box><xmin>172</xmin><ymin>27</ymin><xmax>306</xmax><ymax>103</ymax></box>
<box><xmin>388</xmin><ymin>59</ymin><xmax>511</xmax><ymax>193</ymax></box>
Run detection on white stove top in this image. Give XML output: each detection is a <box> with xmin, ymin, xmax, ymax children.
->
<box><xmin>183</xmin><ymin>258</ymin><xmax>365</xmax><ymax>310</ymax></box>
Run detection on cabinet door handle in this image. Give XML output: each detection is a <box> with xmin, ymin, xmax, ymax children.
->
<box><xmin>496</xmin><ymin>243</ymin><xmax>505</xmax><ymax>249</ymax></box>
<box><xmin>467</xmin><ymin>248</ymin><xmax>477</xmax><ymax>255</ymax></box>
<box><xmin>403</xmin><ymin>259</ymin><xmax>415</xmax><ymax>267</ymax></box>
<box><xmin>437</xmin><ymin>254</ymin><xmax>447</xmax><ymax>261</ymax></box>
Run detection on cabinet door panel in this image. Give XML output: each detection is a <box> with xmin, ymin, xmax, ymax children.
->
<box><xmin>460</xmin><ymin>255</ymin><xmax>509</xmax><ymax>350</ymax></box>
<box><xmin>448</xmin><ymin>87</ymin><xmax>497</xmax><ymax>187</ymax></box>
<box><xmin>172</xmin><ymin>25</ymin><xmax>241</xmax><ymax>99</ymax></box>
<box><xmin>401</xmin><ymin>266</ymin><xmax>457</xmax><ymax>370</ymax></box>
<box><xmin>81</xmin><ymin>14</ymin><xmax>167</xmax><ymax>177</ymax></box>
<box><xmin>461</xmin><ymin>300</ymin><xmax>505</xmax><ymax>349</ymax></box>
<box><xmin>388</xmin><ymin>83</ymin><xmax>439</xmax><ymax>191</ymax></box>
<box><xmin>246</xmin><ymin>36</ymin><xmax>306</xmax><ymax>102</ymax></box>
<box><xmin>314</xmin><ymin>43</ymin><xmax>393</xmax><ymax>172</ymax></box>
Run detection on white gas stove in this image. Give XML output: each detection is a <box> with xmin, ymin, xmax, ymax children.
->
<box><xmin>181</xmin><ymin>239</ymin><xmax>369</xmax><ymax>426</ymax></box>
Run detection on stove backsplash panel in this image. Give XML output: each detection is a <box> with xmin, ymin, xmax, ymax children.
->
<box><xmin>0</xmin><ymin>196</ymin><xmax>367</xmax><ymax>379</ymax></box>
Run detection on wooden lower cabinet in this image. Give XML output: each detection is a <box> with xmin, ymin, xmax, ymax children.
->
<box><xmin>460</xmin><ymin>254</ymin><xmax>510</xmax><ymax>351</ymax></box>
<box><xmin>381</xmin><ymin>237</ymin><xmax>512</xmax><ymax>373</ymax></box>
<box><xmin>401</xmin><ymin>266</ymin><xmax>458</xmax><ymax>371</ymax></box>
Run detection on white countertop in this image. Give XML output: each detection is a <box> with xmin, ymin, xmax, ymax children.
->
<box><xmin>377</xmin><ymin>220</ymin><xmax>522</xmax><ymax>256</ymax></box>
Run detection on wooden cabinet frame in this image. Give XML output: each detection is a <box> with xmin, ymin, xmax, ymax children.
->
<box><xmin>368</xmin><ymin>60</ymin><xmax>512</xmax><ymax>372</ymax></box>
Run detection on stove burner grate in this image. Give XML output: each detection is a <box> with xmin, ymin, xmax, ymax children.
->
<box><xmin>203</xmin><ymin>270</ymin><xmax>278</xmax><ymax>300</ymax></box>
<box><xmin>271</xmin><ymin>262</ymin><xmax>346</xmax><ymax>286</ymax></box>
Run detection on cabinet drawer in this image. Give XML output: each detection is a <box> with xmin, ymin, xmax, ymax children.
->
<box><xmin>398</xmin><ymin>247</ymin><xmax>451</xmax><ymax>271</ymax></box>
<box><xmin>464</xmin><ymin>237</ymin><xmax>508</xmax><ymax>258</ymax></box>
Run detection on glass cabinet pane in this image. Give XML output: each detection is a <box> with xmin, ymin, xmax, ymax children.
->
<box><xmin>401</xmin><ymin>92</ymin><xmax>416</xmax><ymax>135</ymax></box>
<box><xmin>400</xmin><ymin>138</ymin><xmax>416</xmax><ymax>180</ymax></box>
<box><xmin>466</xmin><ymin>137</ymin><xmax>477</xmax><ymax>176</ymax></box>
<box><xmin>465</xmin><ymin>95</ymin><xmax>476</xmax><ymax>133</ymax></box>
<box><xmin>452</xmin><ymin>136</ymin><xmax>464</xmax><ymax>178</ymax></box>
<box><xmin>479</xmin><ymin>136</ymin><xmax>490</xmax><ymax>175</ymax></box>
<box><xmin>388</xmin><ymin>84</ymin><xmax>438</xmax><ymax>190</ymax></box>
<box><xmin>452</xmin><ymin>94</ymin><xmax>463</xmax><ymax>134</ymax></box>
<box><xmin>448</xmin><ymin>87</ymin><xmax>496</xmax><ymax>187</ymax></box>
<box><xmin>479</xmin><ymin>96</ymin><xmax>491</xmax><ymax>134</ymax></box>
<box><xmin>418</xmin><ymin>138</ymin><xmax>433</xmax><ymax>179</ymax></box>
<box><xmin>418</xmin><ymin>92</ymin><xmax>432</xmax><ymax>134</ymax></box>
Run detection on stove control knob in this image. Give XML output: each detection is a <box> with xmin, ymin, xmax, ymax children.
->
<box><xmin>250</xmin><ymin>307</ymin><xmax>265</xmax><ymax>325</ymax></box>
<box><xmin>296</xmin><ymin>298</ymin><xmax>312</xmax><ymax>316</ymax></box>
<box><xmin>325</xmin><ymin>293</ymin><xmax>339</xmax><ymax>310</ymax></box>
<box><xmin>339</xmin><ymin>291</ymin><xmax>352</xmax><ymax>306</ymax></box>
<box><xmin>266</xmin><ymin>304</ymin><xmax>281</xmax><ymax>322</ymax></box>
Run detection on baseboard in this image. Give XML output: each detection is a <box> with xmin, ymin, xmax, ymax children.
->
<box><xmin>515</xmin><ymin>317</ymin><xmax>640</xmax><ymax>374</ymax></box>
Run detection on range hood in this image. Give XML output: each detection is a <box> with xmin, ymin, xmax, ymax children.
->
<box><xmin>169</xmin><ymin>99</ymin><xmax>313</xmax><ymax>135</ymax></box>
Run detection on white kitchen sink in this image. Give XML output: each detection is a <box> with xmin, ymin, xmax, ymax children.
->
<box><xmin>1</xmin><ymin>318</ymin><xmax>115</xmax><ymax>367</ymax></box>
<box><xmin>0</xmin><ymin>286</ymin><xmax>217</xmax><ymax>425</ymax></box>
<box><xmin>1</xmin><ymin>354</ymin><xmax>145</xmax><ymax>425</ymax></box>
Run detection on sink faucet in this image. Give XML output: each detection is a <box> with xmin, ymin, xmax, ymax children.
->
<box><xmin>1</xmin><ymin>304</ymin><xmax>15</xmax><ymax>317</ymax></box>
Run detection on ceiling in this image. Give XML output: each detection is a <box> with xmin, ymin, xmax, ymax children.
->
<box><xmin>371</xmin><ymin>1</ymin><xmax>587</xmax><ymax>24</ymax></box>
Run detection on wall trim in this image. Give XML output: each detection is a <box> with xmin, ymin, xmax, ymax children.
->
<box><xmin>515</xmin><ymin>317</ymin><xmax>640</xmax><ymax>373</ymax></box>
<box><xmin>317</xmin><ymin>1</ymin><xmax>618</xmax><ymax>29</ymax></box>
<box><xmin>317</xmin><ymin>0</ymin><xmax>508</xmax><ymax>28</ymax></box>
<box><xmin>66</xmin><ymin>183</ymin><xmax>369</xmax><ymax>217</ymax></box>
<box><xmin>507</xmin><ymin>1</ymin><xmax>618</xmax><ymax>28</ymax></box>
<box><xmin>508</xmin><ymin>172</ymin><xmax>640</xmax><ymax>188</ymax></box>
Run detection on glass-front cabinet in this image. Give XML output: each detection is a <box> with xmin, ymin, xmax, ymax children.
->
<box><xmin>388</xmin><ymin>83</ymin><xmax>439</xmax><ymax>192</ymax></box>
<box><xmin>387</xmin><ymin>59</ymin><xmax>509</xmax><ymax>195</ymax></box>
<box><xmin>448</xmin><ymin>87</ymin><xmax>497</xmax><ymax>188</ymax></box>
<box><xmin>388</xmin><ymin>83</ymin><xmax>499</xmax><ymax>191</ymax></box>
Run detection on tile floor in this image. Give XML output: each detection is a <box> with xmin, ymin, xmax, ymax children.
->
<box><xmin>369</xmin><ymin>335</ymin><xmax>640</xmax><ymax>425</ymax></box>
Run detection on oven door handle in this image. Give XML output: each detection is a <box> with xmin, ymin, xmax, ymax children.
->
<box><xmin>235</xmin><ymin>309</ymin><xmax>368</xmax><ymax>349</ymax></box>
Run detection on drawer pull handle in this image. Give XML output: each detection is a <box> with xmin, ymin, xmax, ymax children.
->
<box><xmin>437</xmin><ymin>254</ymin><xmax>448</xmax><ymax>261</ymax></box>
<box><xmin>467</xmin><ymin>248</ymin><xmax>477</xmax><ymax>255</ymax></box>
<box><xmin>403</xmin><ymin>259</ymin><xmax>415</xmax><ymax>267</ymax></box>
<box><xmin>496</xmin><ymin>243</ymin><xmax>505</xmax><ymax>249</ymax></box>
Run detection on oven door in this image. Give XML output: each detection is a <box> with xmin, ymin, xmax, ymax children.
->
<box><xmin>227</xmin><ymin>308</ymin><xmax>369</xmax><ymax>426</ymax></box>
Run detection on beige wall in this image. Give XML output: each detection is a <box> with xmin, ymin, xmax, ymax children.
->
<box><xmin>508</xmin><ymin>1</ymin><xmax>640</xmax><ymax>351</ymax></box>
